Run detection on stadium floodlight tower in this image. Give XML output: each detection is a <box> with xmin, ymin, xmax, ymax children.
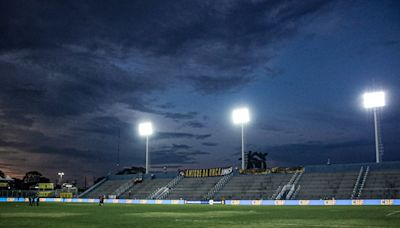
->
<box><xmin>232</xmin><ymin>107</ymin><xmax>250</xmax><ymax>170</ymax></box>
<box><xmin>138</xmin><ymin>122</ymin><xmax>154</xmax><ymax>174</ymax></box>
<box><xmin>57</xmin><ymin>172</ymin><xmax>64</xmax><ymax>184</ymax></box>
<box><xmin>363</xmin><ymin>91</ymin><xmax>385</xmax><ymax>163</ymax></box>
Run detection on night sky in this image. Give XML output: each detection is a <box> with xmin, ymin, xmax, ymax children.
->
<box><xmin>0</xmin><ymin>0</ymin><xmax>399</xmax><ymax>185</ymax></box>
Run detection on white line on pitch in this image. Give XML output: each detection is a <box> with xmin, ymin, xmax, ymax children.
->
<box><xmin>386</xmin><ymin>210</ymin><xmax>400</xmax><ymax>217</ymax></box>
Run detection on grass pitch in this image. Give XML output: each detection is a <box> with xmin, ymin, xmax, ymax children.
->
<box><xmin>1</xmin><ymin>203</ymin><xmax>399</xmax><ymax>227</ymax></box>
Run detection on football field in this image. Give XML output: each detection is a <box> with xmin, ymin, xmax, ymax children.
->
<box><xmin>1</xmin><ymin>203</ymin><xmax>399</xmax><ymax>227</ymax></box>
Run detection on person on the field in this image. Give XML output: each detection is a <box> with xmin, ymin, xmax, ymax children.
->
<box><xmin>28</xmin><ymin>192</ymin><xmax>33</xmax><ymax>206</ymax></box>
<box><xmin>36</xmin><ymin>192</ymin><xmax>40</xmax><ymax>206</ymax></box>
<box><xmin>99</xmin><ymin>195</ymin><xmax>105</xmax><ymax>206</ymax></box>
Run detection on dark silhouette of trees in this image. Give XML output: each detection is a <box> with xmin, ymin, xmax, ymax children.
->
<box><xmin>22</xmin><ymin>171</ymin><xmax>50</xmax><ymax>189</ymax></box>
<box><xmin>0</xmin><ymin>170</ymin><xmax>5</xmax><ymax>178</ymax></box>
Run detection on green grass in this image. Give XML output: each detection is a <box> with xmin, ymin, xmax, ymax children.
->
<box><xmin>1</xmin><ymin>203</ymin><xmax>399</xmax><ymax>227</ymax></box>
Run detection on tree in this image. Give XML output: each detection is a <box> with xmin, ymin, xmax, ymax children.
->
<box><xmin>0</xmin><ymin>170</ymin><xmax>5</xmax><ymax>178</ymax></box>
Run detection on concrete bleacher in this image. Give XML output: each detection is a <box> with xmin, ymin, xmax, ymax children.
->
<box><xmin>214</xmin><ymin>173</ymin><xmax>292</xmax><ymax>200</ymax></box>
<box><xmin>167</xmin><ymin>177</ymin><xmax>222</xmax><ymax>200</ymax></box>
<box><xmin>83</xmin><ymin>179</ymin><xmax>130</xmax><ymax>198</ymax></box>
<box><xmin>120</xmin><ymin>178</ymin><xmax>173</xmax><ymax>199</ymax></box>
<box><xmin>360</xmin><ymin>169</ymin><xmax>400</xmax><ymax>199</ymax></box>
<box><xmin>80</xmin><ymin>162</ymin><xmax>400</xmax><ymax>200</ymax></box>
<box><xmin>294</xmin><ymin>171</ymin><xmax>358</xmax><ymax>200</ymax></box>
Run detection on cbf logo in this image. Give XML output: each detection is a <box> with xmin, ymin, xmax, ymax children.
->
<box><xmin>274</xmin><ymin>200</ymin><xmax>285</xmax><ymax>206</ymax></box>
<box><xmin>324</xmin><ymin>200</ymin><xmax>336</xmax><ymax>205</ymax></box>
<box><xmin>352</xmin><ymin>200</ymin><xmax>364</xmax><ymax>205</ymax></box>
<box><xmin>381</xmin><ymin>199</ymin><xmax>393</xmax><ymax>205</ymax></box>
<box><xmin>252</xmin><ymin>200</ymin><xmax>261</xmax><ymax>205</ymax></box>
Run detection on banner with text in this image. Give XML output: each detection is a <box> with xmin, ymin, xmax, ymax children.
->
<box><xmin>183</xmin><ymin>167</ymin><xmax>232</xmax><ymax>178</ymax></box>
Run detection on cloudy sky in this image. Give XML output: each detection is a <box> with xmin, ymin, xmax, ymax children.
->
<box><xmin>0</xmin><ymin>0</ymin><xmax>399</xmax><ymax>184</ymax></box>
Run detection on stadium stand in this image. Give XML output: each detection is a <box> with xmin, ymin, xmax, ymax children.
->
<box><xmin>360</xmin><ymin>169</ymin><xmax>400</xmax><ymax>199</ymax></box>
<box><xmin>214</xmin><ymin>173</ymin><xmax>292</xmax><ymax>200</ymax></box>
<box><xmin>294</xmin><ymin>171</ymin><xmax>358</xmax><ymax>199</ymax></box>
<box><xmin>79</xmin><ymin>162</ymin><xmax>400</xmax><ymax>200</ymax></box>
<box><xmin>120</xmin><ymin>178</ymin><xmax>173</xmax><ymax>199</ymax></box>
<box><xmin>83</xmin><ymin>179</ymin><xmax>131</xmax><ymax>198</ymax></box>
<box><xmin>167</xmin><ymin>176</ymin><xmax>222</xmax><ymax>200</ymax></box>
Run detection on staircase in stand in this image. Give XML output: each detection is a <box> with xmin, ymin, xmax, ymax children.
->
<box><xmin>357</xmin><ymin>166</ymin><xmax>370</xmax><ymax>199</ymax></box>
<box><xmin>351</xmin><ymin>166</ymin><xmax>364</xmax><ymax>199</ymax></box>
<box><xmin>205</xmin><ymin>173</ymin><xmax>234</xmax><ymax>200</ymax></box>
<box><xmin>148</xmin><ymin>175</ymin><xmax>183</xmax><ymax>199</ymax></box>
<box><xmin>275</xmin><ymin>171</ymin><xmax>304</xmax><ymax>200</ymax></box>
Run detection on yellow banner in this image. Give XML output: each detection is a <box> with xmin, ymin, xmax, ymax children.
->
<box><xmin>184</xmin><ymin>167</ymin><xmax>232</xmax><ymax>177</ymax></box>
<box><xmin>38</xmin><ymin>191</ymin><xmax>53</xmax><ymax>197</ymax></box>
<box><xmin>38</xmin><ymin>183</ymin><xmax>54</xmax><ymax>190</ymax></box>
<box><xmin>60</xmin><ymin>192</ymin><xmax>73</xmax><ymax>198</ymax></box>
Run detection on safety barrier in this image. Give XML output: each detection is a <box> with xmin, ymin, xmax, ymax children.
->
<box><xmin>1</xmin><ymin>197</ymin><xmax>398</xmax><ymax>206</ymax></box>
<box><xmin>0</xmin><ymin>197</ymin><xmax>184</xmax><ymax>205</ymax></box>
<box><xmin>225</xmin><ymin>199</ymin><xmax>400</xmax><ymax>206</ymax></box>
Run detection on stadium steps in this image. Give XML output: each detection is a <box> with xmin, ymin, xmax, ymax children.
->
<box><xmin>79</xmin><ymin>177</ymin><xmax>107</xmax><ymax>198</ymax></box>
<box><xmin>120</xmin><ymin>178</ymin><xmax>173</xmax><ymax>199</ymax></box>
<box><xmin>150</xmin><ymin>175</ymin><xmax>183</xmax><ymax>199</ymax></box>
<box><xmin>357</xmin><ymin>166</ymin><xmax>370</xmax><ymax>198</ymax></box>
<box><xmin>351</xmin><ymin>166</ymin><xmax>364</xmax><ymax>199</ymax></box>
<box><xmin>205</xmin><ymin>173</ymin><xmax>234</xmax><ymax>200</ymax></box>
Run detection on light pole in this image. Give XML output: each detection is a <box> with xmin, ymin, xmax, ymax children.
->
<box><xmin>363</xmin><ymin>91</ymin><xmax>385</xmax><ymax>163</ymax></box>
<box><xmin>58</xmin><ymin>172</ymin><xmax>64</xmax><ymax>185</ymax></box>
<box><xmin>232</xmin><ymin>107</ymin><xmax>250</xmax><ymax>170</ymax></box>
<box><xmin>138</xmin><ymin>122</ymin><xmax>153</xmax><ymax>174</ymax></box>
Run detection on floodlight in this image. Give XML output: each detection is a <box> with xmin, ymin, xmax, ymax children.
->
<box><xmin>363</xmin><ymin>91</ymin><xmax>385</xmax><ymax>109</ymax></box>
<box><xmin>232</xmin><ymin>108</ymin><xmax>250</xmax><ymax>125</ymax></box>
<box><xmin>138</xmin><ymin>122</ymin><xmax>153</xmax><ymax>136</ymax></box>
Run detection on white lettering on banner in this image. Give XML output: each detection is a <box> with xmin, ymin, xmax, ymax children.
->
<box><xmin>221</xmin><ymin>167</ymin><xmax>233</xmax><ymax>175</ymax></box>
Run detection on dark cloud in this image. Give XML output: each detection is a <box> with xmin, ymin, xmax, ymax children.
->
<box><xmin>202</xmin><ymin>142</ymin><xmax>218</xmax><ymax>147</ymax></box>
<box><xmin>30</xmin><ymin>146</ymin><xmax>96</xmax><ymax>160</ymax></box>
<box><xmin>0</xmin><ymin>0</ymin><xmax>345</xmax><ymax>180</ymax></box>
<box><xmin>152</xmin><ymin>150</ymin><xmax>210</xmax><ymax>165</ymax></box>
<box><xmin>162</xmin><ymin>111</ymin><xmax>198</xmax><ymax>120</ymax></box>
<box><xmin>382</xmin><ymin>40</ymin><xmax>399</xmax><ymax>47</ymax></box>
<box><xmin>156</xmin><ymin>132</ymin><xmax>211</xmax><ymax>140</ymax></box>
<box><xmin>74</xmin><ymin>116</ymin><xmax>127</xmax><ymax>136</ymax></box>
<box><xmin>259</xmin><ymin>123</ymin><xmax>284</xmax><ymax>132</ymax></box>
<box><xmin>172</xmin><ymin>144</ymin><xmax>192</xmax><ymax>150</ymax></box>
<box><xmin>184</xmin><ymin>121</ymin><xmax>205</xmax><ymax>128</ymax></box>
<box><xmin>183</xmin><ymin>75</ymin><xmax>254</xmax><ymax>94</ymax></box>
<box><xmin>157</xmin><ymin>102</ymin><xmax>176</xmax><ymax>110</ymax></box>
<box><xmin>264</xmin><ymin>139</ymin><xmax>400</xmax><ymax>166</ymax></box>
<box><xmin>195</xmin><ymin>134</ymin><xmax>212</xmax><ymax>140</ymax></box>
